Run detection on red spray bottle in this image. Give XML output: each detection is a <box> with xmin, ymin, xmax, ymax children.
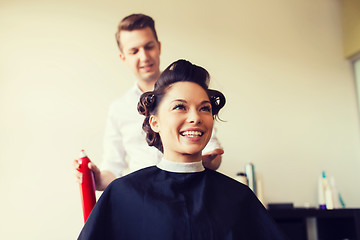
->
<box><xmin>77</xmin><ymin>150</ymin><xmax>96</xmax><ymax>222</ymax></box>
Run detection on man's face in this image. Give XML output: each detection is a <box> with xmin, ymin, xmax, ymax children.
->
<box><xmin>119</xmin><ymin>27</ymin><xmax>161</xmax><ymax>84</ymax></box>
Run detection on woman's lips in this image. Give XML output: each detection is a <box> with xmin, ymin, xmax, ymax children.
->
<box><xmin>180</xmin><ymin>130</ymin><xmax>204</xmax><ymax>141</ymax></box>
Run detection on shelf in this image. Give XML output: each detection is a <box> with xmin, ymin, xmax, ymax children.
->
<box><xmin>268</xmin><ymin>208</ymin><xmax>360</xmax><ymax>240</ymax></box>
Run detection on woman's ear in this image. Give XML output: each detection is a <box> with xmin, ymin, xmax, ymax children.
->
<box><xmin>149</xmin><ymin>115</ymin><xmax>160</xmax><ymax>133</ymax></box>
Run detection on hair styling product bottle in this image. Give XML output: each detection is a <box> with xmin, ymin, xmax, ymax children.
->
<box><xmin>234</xmin><ymin>172</ymin><xmax>248</xmax><ymax>185</ymax></box>
<box><xmin>77</xmin><ymin>150</ymin><xmax>96</xmax><ymax>222</ymax></box>
<box><xmin>318</xmin><ymin>172</ymin><xmax>326</xmax><ymax>209</ymax></box>
<box><xmin>245</xmin><ymin>163</ymin><xmax>256</xmax><ymax>195</ymax></box>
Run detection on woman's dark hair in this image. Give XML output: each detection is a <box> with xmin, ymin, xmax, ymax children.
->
<box><xmin>137</xmin><ymin>59</ymin><xmax>226</xmax><ymax>152</ymax></box>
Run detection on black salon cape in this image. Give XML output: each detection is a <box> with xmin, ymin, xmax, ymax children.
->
<box><xmin>78</xmin><ymin>167</ymin><xmax>285</xmax><ymax>240</ymax></box>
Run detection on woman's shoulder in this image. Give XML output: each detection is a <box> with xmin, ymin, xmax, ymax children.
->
<box><xmin>205</xmin><ymin>169</ymin><xmax>247</xmax><ymax>185</ymax></box>
<box><xmin>97</xmin><ymin>167</ymin><xmax>159</xmax><ymax>204</ymax></box>
<box><xmin>204</xmin><ymin>169</ymin><xmax>255</xmax><ymax>196</ymax></box>
<box><xmin>111</xmin><ymin>166</ymin><xmax>158</xmax><ymax>186</ymax></box>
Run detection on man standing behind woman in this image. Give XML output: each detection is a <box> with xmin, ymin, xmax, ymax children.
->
<box><xmin>76</xmin><ymin>14</ymin><xmax>224</xmax><ymax>190</ymax></box>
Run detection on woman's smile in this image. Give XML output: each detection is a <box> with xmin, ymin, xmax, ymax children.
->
<box><xmin>180</xmin><ymin>129</ymin><xmax>205</xmax><ymax>141</ymax></box>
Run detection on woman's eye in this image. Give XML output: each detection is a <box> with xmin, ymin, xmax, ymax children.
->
<box><xmin>200</xmin><ymin>105</ymin><xmax>212</xmax><ymax>112</ymax></box>
<box><xmin>173</xmin><ymin>104</ymin><xmax>186</xmax><ymax>110</ymax></box>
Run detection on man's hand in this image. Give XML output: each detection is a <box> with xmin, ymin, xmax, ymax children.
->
<box><xmin>74</xmin><ymin>160</ymin><xmax>116</xmax><ymax>191</ymax></box>
<box><xmin>202</xmin><ymin>148</ymin><xmax>224</xmax><ymax>170</ymax></box>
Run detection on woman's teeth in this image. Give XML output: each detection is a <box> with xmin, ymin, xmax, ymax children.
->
<box><xmin>181</xmin><ymin>131</ymin><xmax>203</xmax><ymax>137</ymax></box>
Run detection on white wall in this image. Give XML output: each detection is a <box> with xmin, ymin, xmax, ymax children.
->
<box><xmin>1</xmin><ymin>0</ymin><xmax>359</xmax><ymax>239</ymax></box>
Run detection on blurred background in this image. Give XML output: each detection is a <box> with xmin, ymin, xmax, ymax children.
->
<box><xmin>1</xmin><ymin>0</ymin><xmax>360</xmax><ymax>239</ymax></box>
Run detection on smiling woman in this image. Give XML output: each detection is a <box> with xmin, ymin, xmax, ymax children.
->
<box><xmin>137</xmin><ymin>60</ymin><xmax>225</xmax><ymax>158</ymax></box>
<box><xmin>148</xmin><ymin>81</ymin><xmax>214</xmax><ymax>161</ymax></box>
<box><xmin>77</xmin><ymin>60</ymin><xmax>285</xmax><ymax>240</ymax></box>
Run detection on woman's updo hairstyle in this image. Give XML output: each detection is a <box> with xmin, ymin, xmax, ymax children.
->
<box><xmin>137</xmin><ymin>59</ymin><xmax>225</xmax><ymax>152</ymax></box>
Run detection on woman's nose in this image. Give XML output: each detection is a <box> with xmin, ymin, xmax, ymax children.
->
<box><xmin>188</xmin><ymin>110</ymin><xmax>201</xmax><ymax>124</ymax></box>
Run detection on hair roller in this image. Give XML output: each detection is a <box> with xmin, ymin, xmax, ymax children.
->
<box><xmin>208</xmin><ymin>89</ymin><xmax>226</xmax><ymax>116</ymax></box>
<box><xmin>144</xmin><ymin>94</ymin><xmax>155</xmax><ymax>107</ymax></box>
<box><xmin>210</xmin><ymin>95</ymin><xmax>220</xmax><ymax>106</ymax></box>
<box><xmin>137</xmin><ymin>92</ymin><xmax>155</xmax><ymax>116</ymax></box>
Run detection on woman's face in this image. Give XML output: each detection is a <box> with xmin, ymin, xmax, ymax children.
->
<box><xmin>150</xmin><ymin>81</ymin><xmax>214</xmax><ymax>162</ymax></box>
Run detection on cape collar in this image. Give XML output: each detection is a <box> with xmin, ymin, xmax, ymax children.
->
<box><xmin>156</xmin><ymin>157</ymin><xmax>205</xmax><ymax>173</ymax></box>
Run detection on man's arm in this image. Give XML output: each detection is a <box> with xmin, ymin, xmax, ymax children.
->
<box><xmin>100</xmin><ymin>100</ymin><xmax>128</xmax><ymax>186</ymax></box>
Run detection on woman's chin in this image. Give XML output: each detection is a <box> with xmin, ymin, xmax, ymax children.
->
<box><xmin>180</xmin><ymin>149</ymin><xmax>203</xmax><ymax>157</ymax></box>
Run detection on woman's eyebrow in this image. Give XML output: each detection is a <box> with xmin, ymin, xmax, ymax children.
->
<box><xmin>171</xmin><ymin>99</ymin><xmax>187</xmax><ymax>104</ymax></box>
<box><xmin>201</xmin><ymin>100</ymin><xmax>211</xmax><ymax>105</ymax></box>
<box><xmin>170</xmin><ymin>99</ymin><xmax>211</xmax><ymax>105</ymax></box>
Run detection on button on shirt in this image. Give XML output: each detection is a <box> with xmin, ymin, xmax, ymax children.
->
<box><xmin>101</xmin><ymin>84</ymin><xmax>221</xmax><ymax>177</ymax></box>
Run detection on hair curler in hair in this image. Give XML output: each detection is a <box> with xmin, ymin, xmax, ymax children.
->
<box><xmin>77</xmin><ymin>150</ymin><xmax>96</xmax><ymax>222</ymax></box>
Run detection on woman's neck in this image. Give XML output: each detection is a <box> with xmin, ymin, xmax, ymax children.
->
<box><xmin>163</xmin><ymin>151</ymin><xmax>202</xmax><ymax>163</ymax></box>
